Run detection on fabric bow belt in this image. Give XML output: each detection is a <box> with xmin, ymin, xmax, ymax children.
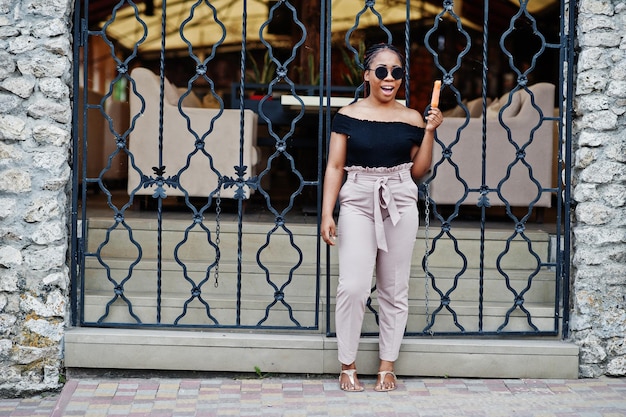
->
<box><xmin>374</xmin><ymin>176</ymin><xmax>400</xmax><ymax>252</ymax></box>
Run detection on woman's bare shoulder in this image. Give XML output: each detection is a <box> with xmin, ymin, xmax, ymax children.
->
<box><xmin>337</xmin><ymin>101</ymin><xmax>366</xmax><ymax>118</ymax></box>
<box><xmin>398</xmin><ymin>105</ymin><xmax>425</xmax><ymax>128</ymax></box>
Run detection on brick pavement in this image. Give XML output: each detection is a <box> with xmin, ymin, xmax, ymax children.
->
<box><xmin>1</xmin><ymin>376</ymin><xmax>625</xmax><ymax>416</ymax></box>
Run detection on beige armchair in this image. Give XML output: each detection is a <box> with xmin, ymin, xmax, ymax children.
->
<box><xmin>428</xmin><ymin>83</ymin><xmax>556</xmax><ymax>209</ymax></box>
<box><xmin>127</xmin><ymin>68</ymin><xmax>259</xmax><ymax>200</ymax></box>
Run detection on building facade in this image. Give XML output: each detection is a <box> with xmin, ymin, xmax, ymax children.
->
<box><xmin>0</xmin><ymin>0</ymin><xmax>624</xmax><ymax>395</ymax></box>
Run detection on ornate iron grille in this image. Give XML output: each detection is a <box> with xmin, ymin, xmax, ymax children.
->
<box><xmin>71</xmin><ymin>0</ymin><xmax>572</xmax><ymax>337</ymax></box>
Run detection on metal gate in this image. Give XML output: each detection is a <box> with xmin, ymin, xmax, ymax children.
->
<box><xmin>71</xmin><ymin>0</ymin><xmax>573</xmax><ymax>337</ymax></box>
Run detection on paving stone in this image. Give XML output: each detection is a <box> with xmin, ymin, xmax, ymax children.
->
<box><xmin>1</xmin><ymin>376</ymin><xmax>625</xmax><ymax>416</ymax></box>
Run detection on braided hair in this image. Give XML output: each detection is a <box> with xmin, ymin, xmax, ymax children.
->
<box><xmin>363</xmin><ymin>43</ymin><xmax>405</xmax><ymax>71</ymax></box>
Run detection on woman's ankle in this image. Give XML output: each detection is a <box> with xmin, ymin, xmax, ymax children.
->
<box><xmin>378</xmin><ymin>359</ymin><xmax>394</xmax><ymax>372</ymax></box>
<box><xmin>341</xmin><ymin>362</ymin><xmax>357</xmax><ymax>371</ymax></box>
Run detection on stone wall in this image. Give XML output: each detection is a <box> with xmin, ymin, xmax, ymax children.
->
<box><xmin>570</xmin><ymin>0</ymin><xmax>626</xmax><ymax>377</ymax></box>
<box><xmin>0</xmin><ymin>0</ymin><xmax>624</xmax><ymax>397</ymax></box>
<box><xmin>0</xmin><ymin>0</ymin><xmax>73</xmax><ymax>396</ymax></box>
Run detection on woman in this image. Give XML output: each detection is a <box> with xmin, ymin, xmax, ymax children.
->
<box><xmin>321</xmin><ymin>43</ymin><xmax>442</xmax><ymax>392</ymax></box>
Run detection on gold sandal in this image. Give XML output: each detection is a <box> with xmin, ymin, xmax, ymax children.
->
<box><xmin>374</xmin><ymin>370</ymin><xmax>397</xmax><ymax>392</ymax></box>
<box><xmin>339</xmin><ymin>369</ymin><xmax>364</xmax><ymax>392</ymax></box>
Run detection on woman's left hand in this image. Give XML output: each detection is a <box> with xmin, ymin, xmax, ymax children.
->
<box><xmin>425</xmin><ymin>107</ymin><xmax>443</xmax><ymax>131</ymax></box>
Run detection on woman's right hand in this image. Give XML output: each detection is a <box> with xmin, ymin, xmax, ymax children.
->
<box><xmin>320</xmin><ymin>215</ymin><xmax>337</xmax><ymax>246</ymax></box>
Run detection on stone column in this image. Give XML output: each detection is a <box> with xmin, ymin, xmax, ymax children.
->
<box><xmin>570</xmin><ymin>0</ymin><xmax>626</xmax><ymax>378</ymax></box>
<box><xmin>0</xmin><ymin>0</ymin><xmax>73</xmax><ymax>395</ymax></box>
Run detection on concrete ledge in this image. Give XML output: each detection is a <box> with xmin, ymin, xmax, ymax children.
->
<box><xmin>65</xmin><ymin>328</ymin><xmax>580</xmax><ymax>379</ymax></box>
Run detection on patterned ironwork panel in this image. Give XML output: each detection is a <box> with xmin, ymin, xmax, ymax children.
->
<box><xmin>71</xmin><ymin>0</ymin><xmax>572</xmax><ymax>337</ymax></box>
<box><xmin>73</xmin><ymin>0</ymin><xmax>325</xmax><ymax>330</ymax></box>
<box><xmin>328</xmin><ymin>0</ymin><xmax>570</xmax><ymax>337</ymax></box>
<box><xmin>417</xmin><ymin>0</ymin><xmax>568</xmax><ymax>336</ymax></box>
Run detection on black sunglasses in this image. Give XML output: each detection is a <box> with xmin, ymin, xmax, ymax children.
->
<box><xmin>369</xmin><ymin>66</ymin><xmax>404</xmax><ymax>80</ymax></box>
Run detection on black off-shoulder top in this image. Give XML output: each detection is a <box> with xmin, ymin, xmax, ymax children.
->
<box><xmin>331</xmin><ymin>112</ymin><xmax>425</xmax><ymax>168</ymax></box>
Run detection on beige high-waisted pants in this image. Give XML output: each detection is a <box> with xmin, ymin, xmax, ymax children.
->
<box><xmin>335</xmin><ymin>163</ymin><xmax>419</xmax><ymax>365</ymax></box>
